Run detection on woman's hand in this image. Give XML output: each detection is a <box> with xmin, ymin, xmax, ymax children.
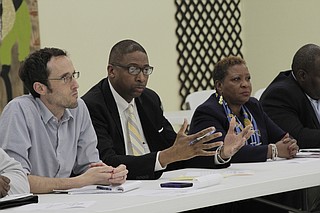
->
<box><xmin>221</xmin><ymin>116</ymin><xmax>254</xmax><ymax>159</ymax></box>
<box><xmin>276</xmin><ymin>133</ymin><xmax>299</xmax><ymax>159</ymax></box>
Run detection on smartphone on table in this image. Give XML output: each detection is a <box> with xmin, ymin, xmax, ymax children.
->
<box><xmin>160</xmin><ymin>182</ymin><xmax>193</xmax><ymax>188</ymax></box>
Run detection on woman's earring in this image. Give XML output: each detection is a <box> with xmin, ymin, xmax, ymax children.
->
<box><xmin>219</xmin><ymin>95</ymin><xmax>224</xmax><ymax>105</ymax></box>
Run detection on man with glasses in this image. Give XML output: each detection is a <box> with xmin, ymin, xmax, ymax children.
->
<box><xmin>82</xmin><ymin>39</ymin><xmax>251</xmax><ymax>180</ymax></box>
<box><xmin>0</xmin><ymin>47</ymin><xmax>128</xmax><ymax>193</ymax></box>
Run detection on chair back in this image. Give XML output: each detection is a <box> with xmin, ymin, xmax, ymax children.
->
<box><xmin>185</xmin><ymin>90</ymin><xmax>215</xmax><ymax>110</ymax></box>
<box><xmin>253</xmin><ymin>88</ymin><xmax>266</xmax><ymax>100</ymax></box>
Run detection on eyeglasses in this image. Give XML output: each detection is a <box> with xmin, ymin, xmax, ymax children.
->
<box><xmin>47</xmin><ymin>71</ymin><xmax>80</xmax><ymax>84</ymax></box>
<box><xmin>111</xmin><ymin>63</ymin><xmax>153</xmax><ymax>76</ymax></box>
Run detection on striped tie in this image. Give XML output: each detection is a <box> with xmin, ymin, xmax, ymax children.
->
<box><xmin>126</xmin><ymin>104</ymin><xmax>144</xmax><ymax>156</ymax></box>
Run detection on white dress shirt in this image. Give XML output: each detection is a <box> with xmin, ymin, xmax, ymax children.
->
<box><xmin>108</xmin><ymin>80</ymin><xmax>165</xmax><ymax>171</ymax></box>
<box><xmin>292</xmin><ymin>72</ymin><xmax>320</xmax><ymax>124</ymax></box>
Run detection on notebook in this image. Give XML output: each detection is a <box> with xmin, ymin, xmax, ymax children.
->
<box><xmin>53</xmin><ymin>181</ymin><xmax>142</xmax><ymax>194</ymax></box>
<box><xmin>0</xmin><ymin>193</ymin><xmax>38</xmax><ymax>209</ymax></box>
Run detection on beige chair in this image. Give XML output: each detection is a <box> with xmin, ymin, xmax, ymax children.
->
<box><xmin>253</xmin><ymin>88</ymin><xmax>266</xmax><ymax>100</ymax></box>
<box><xmin>185</xmin><ymin>90</ymin><xmax>215</xmax><ymax>110</ymax></box>
<box><xmin>164</xmin><ymin>89</ymin><xmax>215</xmax><ymax>128</ymax></box>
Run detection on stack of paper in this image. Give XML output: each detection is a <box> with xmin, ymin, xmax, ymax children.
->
<box><xmin>54</xmin><ymin>181</ymin><xmax>142</xmax><ymax>194</ymax></box>
<box><xmin>296</xmin><ymin>149</ymin><xmax>320</xmax><ymax>158</ymax></box>
<box><xmin>169</xmin><ymin>173</ymin><xmax>223</xmax><ymax>189</ymax></box>
<box><xmin>190</xmin><ymin>174</ymin><xmax>223</xmax><ymax>189</ymax></box>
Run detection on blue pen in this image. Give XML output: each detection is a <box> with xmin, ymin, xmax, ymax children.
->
<box><xmin>189</xmin><ymin>129</ymin><xmax>216</xmax><ymax>145</ymax></box>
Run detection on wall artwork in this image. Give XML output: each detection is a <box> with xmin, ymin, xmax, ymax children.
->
<box><xmin>0</xmin><ymin>0</ymin><xmax>40</xmax><ymax>113</ymax></box>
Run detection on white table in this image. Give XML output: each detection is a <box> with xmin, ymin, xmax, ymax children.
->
<box><xmin>4</xmin><ymin>158</ymin><xmax>320</xmax><ymax>213</ymax></box>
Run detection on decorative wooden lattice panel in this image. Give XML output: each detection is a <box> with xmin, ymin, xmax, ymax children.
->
<box><xmin>175</xmin><ymin>0</ymin><xmax>243</xmax><ymax>109</ymax></box>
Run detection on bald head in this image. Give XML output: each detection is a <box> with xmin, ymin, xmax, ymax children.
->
<box><xmin>292</xmin><ymin>44</ymin><xmax>320</xmax><ymax>99</ymax></box>
<box><xmin>292</xmin><ymin>44</ymin><xmax>320</xmax><ymax>75</ymax></box>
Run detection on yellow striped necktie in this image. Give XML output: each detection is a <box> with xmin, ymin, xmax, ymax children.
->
<box><xmin>126</xmin><ymin>104</ymin><xmax>144</xmax><ymax>156</ymax></box>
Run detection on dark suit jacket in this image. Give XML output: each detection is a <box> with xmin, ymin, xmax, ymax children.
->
<box><xmin>187</xmin><ymin>94</ymin><xmax>285</xmax><ymax>165</ymax></box>
<box><xmin>82</xmin><ymin>78</ymin><xmax>178</xmax><ymax>180</ymax></box>
<box><xmin>260</xmin><ymin>70</ymin><xmax>320</xmax><ymax>148</ymax></box>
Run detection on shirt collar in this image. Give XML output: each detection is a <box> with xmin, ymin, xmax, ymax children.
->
<box><xmin>35</xmin><ymin>98</ymin><xmax>73</xmax><ymax>124</ymax></box>
<box><xmin>291</xmin><ymin>71</ymin><xmax>297</xmax><ymax>81</ymax></box>
<box><xmin>108</xmin><ymin>79</ymin><xmax>135</xmax><ymax>113</ymax></box>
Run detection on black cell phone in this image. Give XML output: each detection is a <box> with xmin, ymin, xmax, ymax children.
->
<box><xmin>160</xmin><ymin>182</ymin><xmax>193</xmax><ymax>188</ymax></box>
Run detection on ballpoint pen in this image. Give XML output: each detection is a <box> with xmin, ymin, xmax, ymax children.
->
<box><xmin>189</xmin><ymin>130</ymin><xmax>216</xmax><ymax>145</ymax></box>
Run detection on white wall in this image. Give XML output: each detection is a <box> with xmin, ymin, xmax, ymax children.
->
<box><xmin>38</xmin><ymin>0</ymin><xmax>179</xmax><ymax>111</ymax></box>
<box><xmin>38</xmin><ymin>0</ymin><xmax>320</xmax><ymax>111</ymax></box>
<box><xmin>242</xmin><ymin>0</ymin><xmax>320</xmax><ymax>92</ymax></box>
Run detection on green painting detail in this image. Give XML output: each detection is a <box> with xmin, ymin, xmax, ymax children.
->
<box><xmin>0</xmin><ymin>0</ymin><xmax>38</xmax><ymax>113</ymax></box>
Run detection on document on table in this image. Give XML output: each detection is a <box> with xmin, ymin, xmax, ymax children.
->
<box><xmin>53</xmin><ymin>181</ymin><xmax>142</xmax><ymax>194</ymax></box>
<box><xmin>13</xmin><ymin>201</ymin><xmax>96</xmax><ymax>211</ymax></box>
<box><xmin>169</xmin><ymin>169</ymin><xmax>254</xmax><ymax>180</ymax></box>
<box><xmin>163</xmin><ymin>168</ymin><xmax>254</xmax><ymax>190</ymax></box>
<box><xmin>169</xmin><ymin>173</ymin><xmax>223</xmax><ymax>189</ymax></box>
<box><xmin>296</xmin><ymin>149</ymin><xmax>320</xmax><ymax>158</ymax></box>
<box><xmin>0</xmin><ymin>193</ymin><xmax>38</xmax><ymax>210</ymax></box>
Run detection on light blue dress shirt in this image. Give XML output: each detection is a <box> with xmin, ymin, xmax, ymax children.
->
<box><xmin>0</xmin><ymin>95</ymin><xmax>100</xmax><ymax>178</ymax></box>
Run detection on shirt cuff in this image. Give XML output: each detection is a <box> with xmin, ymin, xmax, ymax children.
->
<box><xmin>155</xmin><ymin>151</ymin><xmax>166</xmax><ymax>171</ymax></box>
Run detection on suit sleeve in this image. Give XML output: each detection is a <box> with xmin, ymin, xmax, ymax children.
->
<box><xmin>82</xmin><ymin>85</ymin><xmax>176</xmax><ymax>180</ymax></box>
<box><xmin>261</xmin><ymin>85</ymin><xmax>320</xmax><ymax>148</ymax></box>
<box><xmin>186</xmin><ymin>103</ymin><xmax>230</xmax><ymax>168</ymax></box>
<box><xmin>83</xmin><ymin>96</ymin><xmax>159</xmax><ymax>180</ymax></box>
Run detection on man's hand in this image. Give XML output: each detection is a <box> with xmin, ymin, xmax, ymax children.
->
<box><xmin>159</xmin><ymin>119</ymin><xmax>224</xmax><ymax>167</ymax></box>
<box><xmin>108</xmin><ymin>164</ymin><xmax>128</xmax><ymax>185</ymax></box>
<box><xmin>0</xmin><ymin>175</ymin><xmax>10</xmax><ymax>198</ymax></box>
<box><xmin>28</xmin><ymin>164</ymin><xmax>128</xmax><ymax>194</ymax></box>
<box><xmin>80</xmin><ymin>163</ymin><xmax>128</xmax><ymax>186</ymax></box>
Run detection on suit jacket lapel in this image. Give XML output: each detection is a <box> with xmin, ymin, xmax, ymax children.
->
<box><xmin>135</xmin><ymin>97</ymin><xmax>169</xmax><ymax>152</ymax></box>
<box><xmin>102</xmin><ymin>79</ymin><xmax>125</xmax><ymax>141</ymax></box>
<box><xmin>289</xmin><ymin>74</ymin><xmax>320</xmax><ymax>128</ymax></box>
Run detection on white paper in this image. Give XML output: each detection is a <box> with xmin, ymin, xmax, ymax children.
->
<box><xmin>53</xmin><ymin>181</ymin><xmax>142</xmax><ymax>194</ymax></box>
<box><xmin>296</xmin><ymin>152</ymin><xmax>320</xmax><ymax>158</ymax></box>
<box><xmin>192</xmin><ymin>173</ymin><xmax>223</xmax><ymax>188</ymax></box>
<box><xmin>299</xmin><ymin>148</ymin><xmax>320</xmax><ymax>152</ymax></box>
<box><xmin>14</xmin><ymin>201</ymin><xmax>96</xmax><ymax>211</ymax></box>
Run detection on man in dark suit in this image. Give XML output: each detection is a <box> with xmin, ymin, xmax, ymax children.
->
<box><xmin>82</xmin><ymin>39</ymin><xmax>251</xmax><ymax>180</ymax></box>
<box><xmin>260</xmin><ymin>44</ymin><xmax>320</xmax><ymax>149</ymax></box>
<box><xmin>260</xmin><ymin>43</ymin><xmax>320</xmax><ymax>212</ymax></box>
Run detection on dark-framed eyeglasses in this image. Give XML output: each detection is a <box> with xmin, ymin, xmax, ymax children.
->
<box><xmin>111</xmin><ymin>63</ymin><xmax>153</xmax><ymax>76</ymax></box>
<box><xmin>47</xmin><ymin>71</ymin><xmax>80</xmax><ymax>84</ymax></box>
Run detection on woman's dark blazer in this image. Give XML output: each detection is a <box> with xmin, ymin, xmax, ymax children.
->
<box><xmin>186</xmin><ymin>94</ymin><xmax>285</xmax><ymax>167</ymax></box>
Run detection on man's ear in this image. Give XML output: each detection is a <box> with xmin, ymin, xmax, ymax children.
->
<box><xmin>296</xmin><ymin>69</ymin><xmax>307</xmax><ymax>81</ymax></box>
<box><xmin>33</xmin><ymin>82</ymin><xmax>46</xmax><ymax>95</ymax></box>
<box><xmin>107</xmin><ymin>64</ymin><xmax>115</xmax><ymax>78</ymax></box>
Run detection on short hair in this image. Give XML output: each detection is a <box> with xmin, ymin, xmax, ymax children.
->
<box><xmin>213</xmin><ymin>56</ymin><xmax>246</xmax><ymax>88</ymax></box>
<box><xmin>108</xmin><ymin>39</ymin><xmax>147</xmax><ymax>64</ymax></box>
<box><xmin>19</xmin><ymin>47</ymin><xmax>67</xmax><ymax>98</ymax></box>
<box><xmin>291</xmin><ymin>44</ymin><xmax>320</xmax><ymax>75</ymax></box>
